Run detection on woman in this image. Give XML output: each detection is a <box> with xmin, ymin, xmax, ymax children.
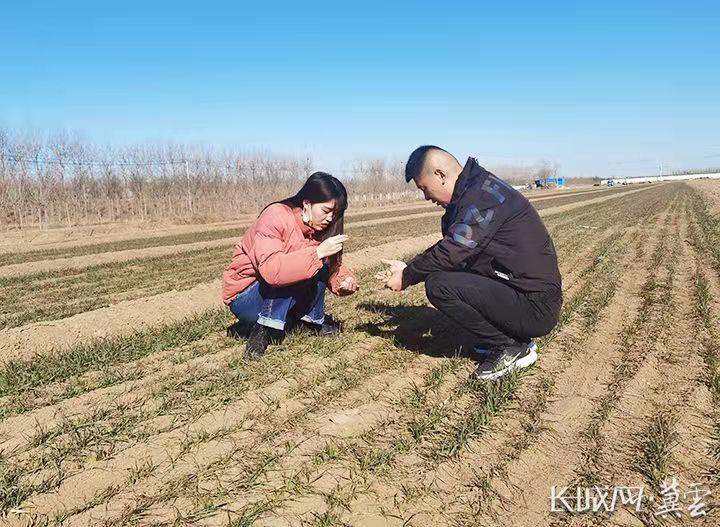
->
<box><xmin>222</xmin><ymin>172</ymin><xmax>358</xmax><ymax>359</ymax></box>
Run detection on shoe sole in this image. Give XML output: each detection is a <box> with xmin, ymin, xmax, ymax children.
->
<box><xmin>474</xmin><ymin>349</ymin><xmax>538</xmax><ymax>381</ymax></box>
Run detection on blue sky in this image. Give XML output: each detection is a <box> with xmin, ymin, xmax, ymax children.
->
<box><xmin>2</xmin><ymin>1</ymin><xmax>719</xmax><ymax>177</ymax></box>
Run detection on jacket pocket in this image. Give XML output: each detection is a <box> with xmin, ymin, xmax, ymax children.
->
<box><xmin>490</xmin><ymin>258</ymin><xmax>515</xmax><ymax>282</ymax></box>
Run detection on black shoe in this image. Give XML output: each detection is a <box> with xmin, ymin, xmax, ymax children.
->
<box><xmin>472</xmin><ymin>341</ymin><xmax>538</xmax><ymax>381</ymax></box>
<box><xmin>245</xmin><ymin>323</ymin><xmax>283</xmax><ymax>360</ymax></box>
<box><xmin>302</xmin><ymin>314</ymin><xmax>342</xmax><ymax>337</ymax></box>
<box><xmin>226</xmin><ymin>321</ymin><xmax>252</xmax><ymax>340</ymax></box>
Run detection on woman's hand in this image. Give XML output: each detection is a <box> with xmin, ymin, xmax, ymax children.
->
<box><xmin>317</xmin><ymin>234</ymin><xmax>349</xmax><ymax>259</ymax></box>
<box><xmin>337</xmin><ymin>275</ymin><xmax>358</xmax><ymax>295</ymax></box>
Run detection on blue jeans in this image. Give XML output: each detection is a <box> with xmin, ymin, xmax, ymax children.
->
<box><xmin>229</xmin><ymin>267</ymin><xmax>328</xmax><ymax>331</ymax></box>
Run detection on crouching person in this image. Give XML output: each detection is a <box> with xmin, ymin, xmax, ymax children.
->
<box><xmin>382</xmin><ymin>146</ymin><xmax>562</xmax><ymax>381</ymax></box>
<box><xmin>222</xmin><ymin>172</ymin><xmax>358</xmax><ymax>360</ymax></box>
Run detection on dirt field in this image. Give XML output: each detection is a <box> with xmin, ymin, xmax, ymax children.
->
<box><xmin>1</xmin><ymin>182</ymin><xmax>718</xmax><ymax>526</ymax></box>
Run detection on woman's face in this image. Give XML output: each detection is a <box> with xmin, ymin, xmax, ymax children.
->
<box><xmin>304</xmin><ymin>199</ymin><xmax>337</xmax><ymax>231</ymax></box>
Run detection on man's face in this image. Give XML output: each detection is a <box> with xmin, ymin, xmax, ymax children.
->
<box><xmin>414</xmin><ymin>171</ymin><xmax>453</xmax><ymax>207</ymax></box>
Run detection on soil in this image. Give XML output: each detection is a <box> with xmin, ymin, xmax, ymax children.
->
<box><xmin>3</xmin><ymin>181</ymin><xmax>719</xmax><ymax>527</ymax></box>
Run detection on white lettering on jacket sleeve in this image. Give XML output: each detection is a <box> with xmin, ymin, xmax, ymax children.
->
<box><xmin>451</xmin><ymin>176</ymin><xmax>509</xmax><ymax>248</ymax></box>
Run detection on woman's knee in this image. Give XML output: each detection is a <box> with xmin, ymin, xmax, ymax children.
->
<box><xmin>229</xmin><ymin>302</ymin><xmax>255</xmax><ymax>323</ymax></box>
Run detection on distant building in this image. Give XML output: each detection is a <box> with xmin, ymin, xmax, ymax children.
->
<box><xmin>533</xmin><ymin>177</ymin><xmax>565</xmax><ymax>189</ymax></box>
<box><xmin>600</xmin><ymin>172</ymin><xmax>720</xmax><ymax>186</ymax></box>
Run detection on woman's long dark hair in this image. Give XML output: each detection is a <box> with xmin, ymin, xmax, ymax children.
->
<box><xmin>277</xmin><ymin>172</ymin><xmax>348</xmax><ymax>264</ymax></box>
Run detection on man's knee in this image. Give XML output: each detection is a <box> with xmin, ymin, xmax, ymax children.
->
<box><xmin>425</xmin><ymin>271</ymin><xmax>455</xmax><ymax>305</ymax></box>
<box><xmin>527</xmin><ymin>287</ymin><xmax>563</xmax><ymax>337</ymax></box>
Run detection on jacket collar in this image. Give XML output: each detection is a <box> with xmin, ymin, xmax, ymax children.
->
<box><xmin>449</xmin><ymin>157</ymin><xmax>481</xmax><ymax>206</ymax></box>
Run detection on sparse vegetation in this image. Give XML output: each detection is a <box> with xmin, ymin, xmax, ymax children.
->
<box><xmin>1</xmin><ymin>182</ymin><xmax>718</xmax><ymax>526</ymax></box>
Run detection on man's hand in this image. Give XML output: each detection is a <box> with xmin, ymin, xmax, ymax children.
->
<box><xmin>337</xmin><ymin>275</ymin><xmax>358</xmax><ymax>295</ymax></box>
<box><xmin>379</xmin><ymin>259</ymin><xmax>407</xmax><ymax>292</ymax></box>
<box><xmin>381</xmin><ymin>259</ymin><xmax>407</xmax><ymax>274</ymax></box>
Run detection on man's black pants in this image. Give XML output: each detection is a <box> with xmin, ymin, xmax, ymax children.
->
<box><xmin>425</xmin><ymin>271</ymin><xmax>562</xmax><ymax>349</ymax></box>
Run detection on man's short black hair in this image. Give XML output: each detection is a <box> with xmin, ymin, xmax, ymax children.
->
<box><xmin>404</xmin><ymin>145</ymin><xmax>450</xmax><ymax>182</ymax></box>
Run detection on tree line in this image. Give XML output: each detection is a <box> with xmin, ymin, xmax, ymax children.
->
<box><xmin>0</xmin><ymin>128</ymin><xmax>572</xmax><ymax>230</ymax></box>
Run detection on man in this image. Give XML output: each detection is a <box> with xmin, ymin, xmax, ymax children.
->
<box><xmin>382</xmin><ymin>146</ymin><xmax>562</xmax><ymax>380</ymax></box>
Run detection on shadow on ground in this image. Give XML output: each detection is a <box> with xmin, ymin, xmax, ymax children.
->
<box><xmin>227</xmin><ymin>303</ymin><xmax>481</xmax><ymax>361</ymax></box>
<box><xmin>226</xmin><ymin>320</ymin><xmax>253</xmax><ymax>340</ymax></box>
<box><xmin>355</xmin><ymin>301</ymin><xmax>478</xmax><ymax>359</ymax></box>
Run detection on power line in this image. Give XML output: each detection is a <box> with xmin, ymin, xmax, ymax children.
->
<box><xmin>0</xmin><ymin>155</ymin><xmax>379</xmax><ymax>177</ymax></box>
<box><xmin>0</xmin><ymin>155</ymin><xmax>185</xmax><ymax>167</ymax></box>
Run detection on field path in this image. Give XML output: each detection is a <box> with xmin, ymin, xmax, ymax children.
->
<box><xmin>0</xmin><ymin>211</ymin><xmax>441</xmax><ymax>279</ymax></box>
<box><xmin>0</xmin><ymin>201</ymin><xmax>437</xmax><ymax>253</ymax></box>
<box><xmin>0</xmin><ymin>233</ymin><xmax>441</xmax><ymax>363</ymax></box>
<box><xmin>0</xmin><ymin>185</ymin><xmax>656</xmax><ymax>363</ymax></box>
<box><xmin>2</xmin><ymin>182</ymin><xmax>703</xmax><ymax>527</ymax></box>
<box><xmin>0</xmin><ymin>188</ymin><xmax>611</xmax><ymax>254</ymax></box>
<box><xmin>0</xmin><ymin>187</ymin><xmax>635</xmax><ymax>278</ymax></box>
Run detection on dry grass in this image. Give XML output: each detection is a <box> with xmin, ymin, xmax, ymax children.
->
<box><xmin>2</xmin><ymin>182</ymin><xmax>718</xmax><ymax>526</ymax></box>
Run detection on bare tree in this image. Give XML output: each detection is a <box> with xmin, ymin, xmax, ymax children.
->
<box><xmin>0</xmin><ymin>128</ymin><xmax>438</xmax><ymax>230</ymax></box>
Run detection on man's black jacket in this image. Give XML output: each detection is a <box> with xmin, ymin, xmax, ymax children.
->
<box><xmin>402</xmin><ymin>157</ymin><xmax>562</xmax><ymax>294</ymax></box>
